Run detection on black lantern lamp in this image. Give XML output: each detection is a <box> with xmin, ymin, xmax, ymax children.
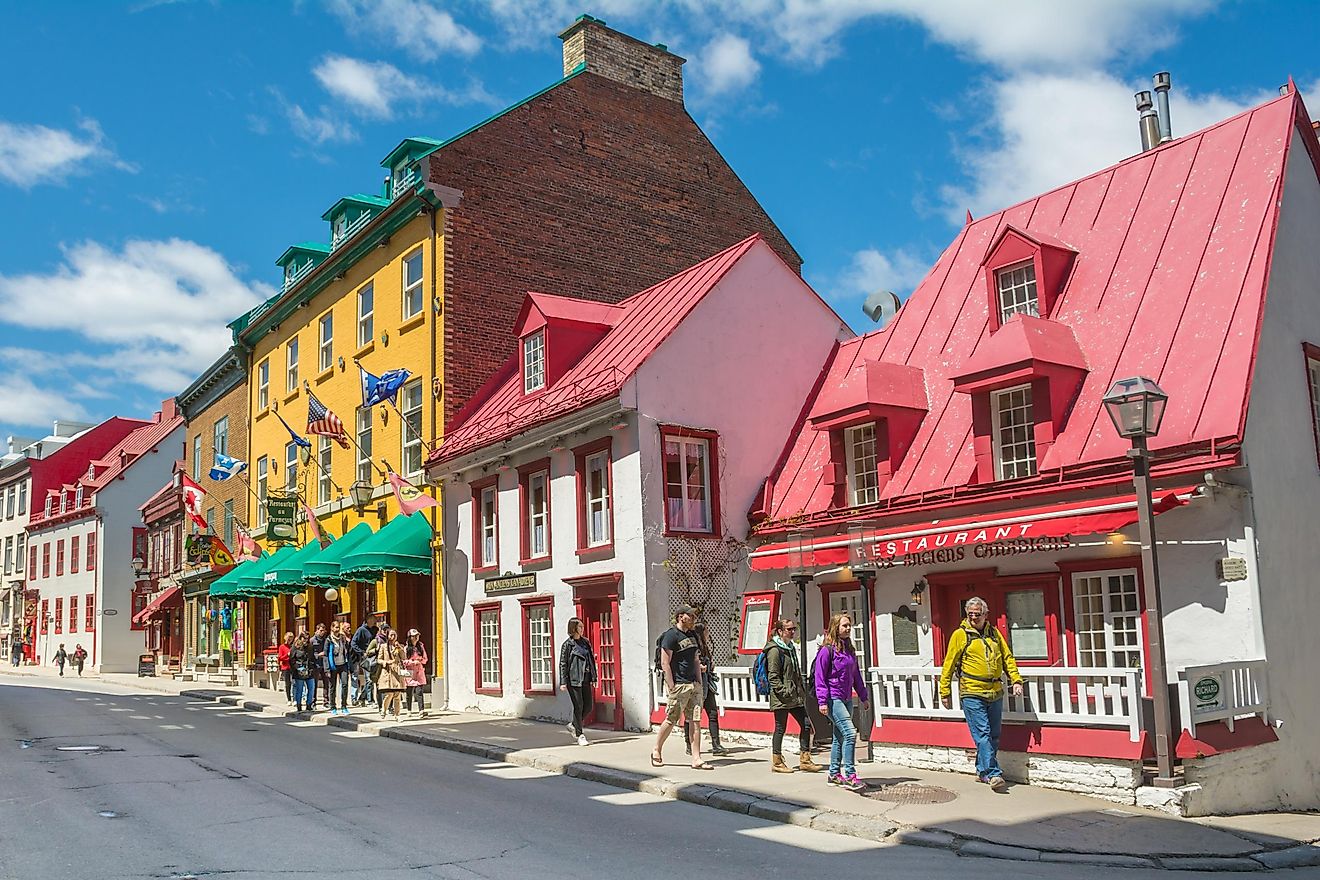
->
<box><xmin>1103</xmin><ymin>376</ymin><xmax>1176</xmax><ymax>786</ymax></box>
<box><xmin>847</xmin><ymin>521</ymin><xmax>878</xmax><ymax>762</ymax></box>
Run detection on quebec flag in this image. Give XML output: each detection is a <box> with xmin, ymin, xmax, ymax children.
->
<box><xmin>210</xmin><ymin>453</ymin><xmax>248</xmax><ymax>482</ymax></box>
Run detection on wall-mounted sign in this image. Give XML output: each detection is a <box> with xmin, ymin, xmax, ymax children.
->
<box><xmin>101</xmin><ymin>608</ymin><xmax>119</xmax><ymax>616</ymax></box>
<box><xmin>738</xmin><ymin>590</ymin><xmax>781</xmax><ymax>655</ymax></box>
<box><xmin>484</xmin><ymin>572</ymin><xmax>536</xmax><ymax>595</ymax></box>
<box><xmin>1217</xmin><ymin>557</ymin><xmax>1248</xmax><ymax>582</ymax></box>
<box><xmin>1191</xmin><ymin>672</ymin><xmax>1226</xmax><ymax>718</ymax></box>
<box><xmin>265</xmin><ymin>495</ymin><xmax>298</xmax><ymax>543</ymax></box>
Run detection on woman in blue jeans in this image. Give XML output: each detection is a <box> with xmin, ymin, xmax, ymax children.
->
<box><xmin>814</xmin><ymin>613</ymin><xmax>869</xmax><ymax>792</ymax></box>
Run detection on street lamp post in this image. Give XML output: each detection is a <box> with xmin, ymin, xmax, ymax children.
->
<box><xmin>848</xmin><ymin>521</ymin><xmax>877</xmax><ymax>762</ymax></box>
<box><xmin>1102</xmin><ymin>376</ymin><xmax>1177</xmax><ymax>786</ymax></box>
<box><xmin>787</xmin><ymin>530</ymin><xmax>814</xmax><ymax>693</ymax></box>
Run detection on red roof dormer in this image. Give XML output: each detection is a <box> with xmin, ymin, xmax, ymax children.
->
<box><xmin>513</xmin><ymin>292</ymin><xmax>623</xmax><ymax>396</ymax></box>
<box><xmin>982</xmin><ymin>225</ymin><xmax>1077</xmax><ymax>331</ymax></box>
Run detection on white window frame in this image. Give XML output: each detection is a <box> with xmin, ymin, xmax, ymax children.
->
<box><xmin>223</xmin><ymin>499</ymin><xmax>234</xmax><ymax>547</ymax></box>
<box><xmin>845</xmin><ymin>422</ymin><xmax>880</xmax><ymax>506</ymax></box>
<box><xmin>74</xmin><ymin>486</ymin><xmax>83</xmax><ymax>508</ymax></box>
<box><xmin>1071</xmin><ymin>568</ymin><xmax>1145</xmax><ymax>675</ymax></box>
<box><xmin>996</xmin><ymin>260</ymin><xmax>1039</xmax><ymax>324</ymax></box>
<box><xmin>357</xmin><ymin>283</ymin><xmax>374</xmax><ymax>348</ymax></box>
<box><xmin>402</xmin><ymin>249</ymin><xmax>424</xmax><ymax>319</ymax></box>
<box><xmin>256</xmin><ymin>457</ymin><xmax>268</xmax><ymax>527</ymax></box>
<box><xmin>257</xmin><ymin>359</ymin><xmax>269</xmax><ymax>410</ymax></box>
<box><xmin>317</xmin><ymin>436</ymin><xmax>333</xmax><ymax>505</ymax></box>
<box><xmin>213</xmin><ymin>416</ymin><xmax>228</xmax><ymax>458</ymax></box>
<box><xmin>318</xmin><ymin>312</ymin><xmax>334</xmax><ymax>372</ymax></box>
<box><xmin>356</xmin><ymin>407</ymin><xmax>373</xmax><ymax>484</ymax></box>
<box><xmin>15</xmin><ymin>533</ymin><xmax>24</xmax><ymax>572</ymax></box>
<box><xmin>17</xmin><ymin>482</ymin><xmax>25</xmax><ymax>515</ymax></box>
<box><xmin>5</xmin><ymin>487</ymin><xmax>13</xmax><ymax>519</ymax></box>
<box><xmin>479</xmin><ymin>485</ymin><xmax>498</xmax><ymax>568</ymax></box>
<box><xmin>286</xmin><ymin>338</ymin><xmax>299</xmax><ymax>392</ymax></box>
<box><xmin>331</xmin><ymin>212</ymin><xmax>348</xmax><ymax>246</ymax></box>
<box><xmin>585</xmin><ymin>451</ymin><xmax>611</xmax><ymax>547</ymax></box>
<box><xmin>401</xmin><ymin>379</ymin><xmax>423</xmax><ymax>480</ymax></box>
<box><xmin>192</xmin><ymin>435</ymin><xmax>203</xmax><ymax>481</ymax></box>
<box><xmin>663</xmin><ymin>435</ymin><xmax>713</xmax><ymax>533</ymax></box>
<box><xmin>525</xmin><ymin>603</ymin><xmax>553</xmax><ymax>691</ymax></box>
<box><xmin>285</xmin><ymin>441</ymin><xmax>299</xmax><ymax>491</ymax></box>
<box><xmin>523</xmin><ymin>331</ymin><xmax>546</xmax><ymax>394</ymax></box>
<box><xmin>992</xmin><ymin>384</ymin><xmax>1037</xmax><ymax>480</ymax></box>
<box><xmin>527</xmin><ymin>469</ymin><xmax>549</xmax><ymax>559</ymax></box>
<box><xmin>3</xmin><ymin>537</ymin><xmax>11</xmax><ymax>575</ymax></box>
<box><xmin>478</xmin><ymin>606</ymin><xmax>501</xmax><ymax>691</ymax></box>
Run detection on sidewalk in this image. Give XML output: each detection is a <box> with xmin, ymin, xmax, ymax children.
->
<box><xmin>6</xmin><ymin>664</ymin><xmax>1318</xmax><ymax>870</ymax></box>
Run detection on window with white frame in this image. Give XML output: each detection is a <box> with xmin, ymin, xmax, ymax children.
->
<box><xmin>5</xmin><ymin>487</ymin><xmax>12</xmax><ymax>518</ymax></box>
<box><xmin>3</xmin><ymin>537</ymin><xmax>11</xmax><ymax>575</ymax></box>
<box><xmin>17</xmin><ymin>482</ymin><xmax>25</xmax><ymax>515</ymax></box>
<box><xmin>663</xmin><ymin>433</ymin><xmax>713</xmax><ymax>533</ymax></box>
<box><xmin>357</xmin><ymin>283</ymin><xmax>374</xmax><ymax>348</ymax></box>
<box><xmin>318</xmin><ymin>313</ymin><xmax>334</xmax><ymax>372</ymax></box>
<box><xmin>526</xmin><ymin>469</ymin><xmax>549</xmax><ymax>559</ymax></box>
<box><xmin>214</xmin><ymin>416</ymin><xmax>228</xmax><ymax>458</ymax></box>
<box><xmin>524</xmin><ymin>602</ymin><xmax>553</xmax><ymax>691</ymax></box>
<box><xmin>992</xmin><ymin>384</ymin><xmax>1037</xmax><ymax>480</ymax></box>
<box><xmin>44</xmin><ymin>497</ymin><xmax>52</xmax><ymax>517</ymax></box>
<box><xmin>332</xmin><ymin>212</ymin><xmax>348</xmax><ymax>246</ymax></box>
<box><xmin>1072</xmin><ymin>570</ymin><xmax>1143</xmax><ymax>670</ymax></box>
<box><xmin>402</xmin><ymin>249</ymin><xmax>424</xmax><ymax>319</ymax></box>
<box><xmin>286</xmin><ymin>338</ymin><xmax>299</xmax><ymax>392</ymax></box>
<box><xmin>285</xmin><ymin>441</ymin><xmax>299</xmax><ymax>491</ymax></box>
<box><xmin>401</xmin><ymin>379</ymin><xmax>423</xmax><ymax>480</ymax></box>
<box><xmin>845</xmin><ymin>423</ymin><xmax>880</xmax><ymax>506</ymax></box>
<box><xmin>585</xmin><ymin>450</ymin><xmax>611</xmax><ymax>547</ymax></box>
<box><xmin>223</xmin><ymin>499</ymin><xmax>234</xmax><ymax>546</ymax></box>
<box><xmin>317</xmin><ymin>437</ymin><xmax>333</xmax><ymax>504</ymax></box>
<box><xmin>74</xmin><ymin>485</ymin><xmax>83</xmax><ymax>508</ymax></box>
<box><xmin>478</xmin><ymin>485</ymin><xmax>498</xmax><ymax>568</ymax></box>
<box><xmin>15</xmin><ymin>534</ymin><xmax>24</xmax><ymax>572</ymax></box>
<box><xmin>193</xmin><ymin>435</ymin><xmax>203</xmax><ymax>481</ymax></box>
<box><xmin>996</xmin><ymin>260</ymin><xmax>1039</xmax><ymax>323</ymax></box>
<box><xmin>356</xmin><ymin>407</ymin><xmax>373</xmax><ymax>483</ymax></box>
<box><xmin>523</xmin><ymin>331</ymin><xmax>545</xmax><ymax>394</ymax></box>
<box><xmin>256</xmin><ymin>457</ymin><xmax>268</xmax><ymax>527</ymax></box>
<box><xmin>477</xmin><ymin>606</ymin><xmax>501</xmax><ymax>692</ymax></box>
<box><xmin>258</xmin><ymin>359</ymin><xmax>269</xmax><ymax>409</ymax></box>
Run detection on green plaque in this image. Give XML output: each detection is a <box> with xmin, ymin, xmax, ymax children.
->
<box><xmin>266</xmin><ymin>494</ymin><xmax>299</xmax><ymax>543</ymax></box>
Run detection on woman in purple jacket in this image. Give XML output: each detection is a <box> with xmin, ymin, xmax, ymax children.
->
<box><xmin>815</xmin><ymin>613</ymin><xmax>870</xmax><ymax>792</ymax></box>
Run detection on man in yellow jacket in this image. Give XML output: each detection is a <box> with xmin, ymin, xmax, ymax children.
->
<box><xmin>939</xmin><ymin>596</ymin><xmax>1023</xmax><ymax>792</ymax></box>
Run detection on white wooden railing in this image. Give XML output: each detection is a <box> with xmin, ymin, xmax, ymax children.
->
<box><xmin>331</xmin><ymin>210</ymin><xmax>375</xmax><ymax>250</ymax></box>
<box><xmin>283</xmin><ymin>258</ymin><xmax>318</xmax><ymax>292</ymax></box>
<box><xmin>654</xmin><ymin>664</ymin><xmax>1142</xmax><ymax>741</ymax></box>
<box><xmin>1177</xmin><ymin>659</ymin><xmax>1269</xmax><ymax>737</ymax></box>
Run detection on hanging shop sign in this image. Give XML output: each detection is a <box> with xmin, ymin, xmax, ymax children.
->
<box><xmin>185</xmin><ymin>534</ymin><xmax>213</xmax><ymax>567</ymax></box>
<box><xmin>265</xmin><ymin>494</ymin><xmax>298</xmax><ymax>543</ymax></box>
<box><xmin>484</xmin><ymin>572</ymin><xmax>537</xmax><ymax>595</ymax></box>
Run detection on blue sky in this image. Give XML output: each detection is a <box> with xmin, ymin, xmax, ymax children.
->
<box><xmin>0</xmin><ymin>1</ymin><xmax>1316</xmax><ymax>443</ymax></box>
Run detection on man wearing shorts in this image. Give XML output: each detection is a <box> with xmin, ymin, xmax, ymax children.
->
<box><xmin>651</xmin><ymin>605</ymin><xmax>712</xmax><ymax>769</ymax></box>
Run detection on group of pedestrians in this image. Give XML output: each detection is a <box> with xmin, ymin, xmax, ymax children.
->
<box><xmin>52</xmin><ymin>643</ymin><xmax>88</xmax><ymax>677</ymax></box>
<box><xmin>276</xmin><ymin>613</ymin><xmax>430</xmax><ymax>721</ymax></box>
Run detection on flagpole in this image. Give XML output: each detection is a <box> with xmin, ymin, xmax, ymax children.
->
<box><xmin>302</xmin><ymin>379</ymin><xmax>386</xmax><ymax>481</ymax></box>
<box><xmin>386</xmin><ymin>395</ymin><xmax>436</xmax><ymax>454</ymax></box>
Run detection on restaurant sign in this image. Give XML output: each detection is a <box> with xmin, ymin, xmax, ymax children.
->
<box><xmin>265</xmin><ymin>494</ymin><xmax>298</xmax><ymax>543</ymax></box>
<box><xmin>865</xmin><ymin>533</ymin><xmax>1073</xmax><ymax>569</ymax></box>
<box><xmin>484</xmin><ymin>572</ymin><xmax>536</xmax><ymax>595</ymax></box>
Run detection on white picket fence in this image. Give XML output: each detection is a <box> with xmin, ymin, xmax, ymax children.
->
<box><xmin>1177</xmin><ymin>659</ymin><xmax>1269</xmax><ymax>736</ymax></box>
<box><xmin>654</xmin><ymin>664</ymin><xmax>1143</xmax><ymax>741</ymax></box>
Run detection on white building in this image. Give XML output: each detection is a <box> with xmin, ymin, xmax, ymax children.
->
<box><xmin>427</xmin><ymin>236</ymin><xmax>849</xmax><ymax>729</ymax></box>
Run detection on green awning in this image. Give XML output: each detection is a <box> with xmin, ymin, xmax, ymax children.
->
<box><xmin>209</xmin><ymin>551</ymin><xmax>268</xmax><ymax>598</ymax></box>
<box><xmin>232</xmin><ymin>546</ymin><xmax>297</xmax><ymax>597</ymax></box>
<box><xmin>259</xmin><ymin>540</ymin><xmax>332</xmax><ymax>595</ymax></box>
<box><xmin>338</xmin><ymin>513</ymin><xmax>433</xmax><ymax>581</ymax></box>
<box><xmin>305</xmin><ymin>523</ymin><xmax>375</xmax><ymax>585</ymax></box>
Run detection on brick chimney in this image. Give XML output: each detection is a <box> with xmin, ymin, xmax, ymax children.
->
<box><xmin>559</xmin><ymin>15</ymin><xmax>685</xmax><ymax>103</ymax></box>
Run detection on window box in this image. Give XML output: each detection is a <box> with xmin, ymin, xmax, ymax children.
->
<box><xmin>520</xmin><ymin>596</ymin><xmax>555</xmax><ymax>695</ymax></box>
<box><xmin>574</xmin><ymin>438</ymin><xmax>613</xmax><ymax>556</ymax></box>
<box><xmin>660</xmin><ymin>425</ymin><xmax>720</xmax><ymax>537</ymax></box>
<box><xmin>471</xmin><ymin>476</ymin><xmax>500</xmax><ymax>575</ymax></box>
<box><xmin>518</xmin><ymin>459</ymin><xmax>552</xmax><ymax>565</ymax></box>
<box><xmin>474</xmin><ymin>602</ymin><xmax>503</xmax><ymax>696</ymax></box>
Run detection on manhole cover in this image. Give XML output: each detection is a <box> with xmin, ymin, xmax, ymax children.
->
<box><xmin>56</xmin><ymin>745</ymin><xmax>104</xmax><ymax>752</ymax></box>
<box><xmin>863</xmin><ymin>783</ymin><xmax>957</xmax><ymax>805</ymax></box>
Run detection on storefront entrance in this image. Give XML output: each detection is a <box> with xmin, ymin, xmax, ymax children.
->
<box><xmin>568</xmin><ymin>572</ymin><xmax>624</xmax><ymax>730</ymax></box>
<box><xmin>930</xmin><ymin>569</ymin><xmax>1061</xmax><ymax>667</ymax></box>
<box><xmin>393</xmin><ymin>573</ymin><xmax>436</xmax><ymax>675</ymax></box>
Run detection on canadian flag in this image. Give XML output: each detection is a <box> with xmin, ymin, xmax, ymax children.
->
<box><xmin>179</xmin><ymin>474</ymin><xmax>209</xmax><ymax>530</ymax></box>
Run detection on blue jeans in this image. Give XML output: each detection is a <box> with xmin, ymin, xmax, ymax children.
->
<box><xmin>827</xmin><ymin>698</ymin><xmax>857</xmax><ymax>777</ymax></box>
<box><xmin>292</xmin><ymin>677</ymin><xmax>316</xmax><ymax>708</ymax></box>
<box><xmin>961</xmin><ymin>695</ymin><xmax>1004</xmax><ymax>779</ymax></box>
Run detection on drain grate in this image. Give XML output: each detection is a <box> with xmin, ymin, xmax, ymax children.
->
<box><xmin>862</xmin><ymin>783</ymin><xmax>957</xmax><ymax>805</ymax></box>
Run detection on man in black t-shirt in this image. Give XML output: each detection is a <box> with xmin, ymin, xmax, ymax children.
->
<box><xmin>651</xmin><ymin>605</ymin><xmax>712</xmax><ymax>769</ymax></box>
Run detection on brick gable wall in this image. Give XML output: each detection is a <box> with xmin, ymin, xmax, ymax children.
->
<box><xmin>428</xmin><ymin>71</ymin><xmax>801</xmax><ymax>426</ymax></box>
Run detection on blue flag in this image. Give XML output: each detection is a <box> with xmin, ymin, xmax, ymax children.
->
<box><xmin>209</xmin><ymin>453</ymin><xmax>248</xmax><ymax>482</ymax></box>
<box><xmin>360</xmin><ymin>365</ymin><xmax>412</xmax><ymax>407</ymax></box>
<box><xmin>274</xmin><ymin>409</ymin><xmax>312</xmax><ymax>450</ymax></box>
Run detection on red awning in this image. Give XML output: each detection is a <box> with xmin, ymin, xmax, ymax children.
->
<box><xmin>750</xmin><ymin>488</ymin><xmax>1192</xmax><ymax>572</ymax></box>
<box><xmin>132</xmin><ymin>585</ymin><xmax>182</xmax><ymax>625</ymax></box>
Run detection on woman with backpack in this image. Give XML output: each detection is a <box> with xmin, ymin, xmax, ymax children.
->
<box><xmin>324</xmin><ymin>622</ymin><xmax>352</xmax><ymax>715</ymax></box>
<box><xmin>762</xmin><ymin>618</ymin><xmax>822</xmax><ymax>773</ymax></box>
<box><xmin>289</xmin><ymin>633</ymin><xmax>317</xmax><ymax>713</ymax></box>
<box><xmin>683</xmin><ymin>622</ymin><xmax>727</xmax><ymax>756</ymax></box>
<box><xmin>403</xmin><ymin>629</ymin><xmax>429</xmax><ymax>718</ymax></box>
<box><xmin>559</xmin><ymin>617</ymin><xmax>597</xmax><ymax>746</ymax></box>
<box><xmin>815</xmin><ymin>613</ymin><xmax>869</xmax><ymax>792</ymax></box>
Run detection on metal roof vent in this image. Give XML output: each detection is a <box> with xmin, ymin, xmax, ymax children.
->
<box><xmin>1135</xmin><ymin>90</ymin><xmax>1160</xmax><ymax>152</ymax></box>
<box><xmin>862</xmin><ymin>290</ymin><xmax>901</xmax><ymax>327</ymax></box>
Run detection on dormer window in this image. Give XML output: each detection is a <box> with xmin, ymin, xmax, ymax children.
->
<box><xmin>60</xmin><ymin>492</ymin><xmax>67</xmax><ymax>513</ymax></box>
<box><xmin>992</xmin><ymin>385</ymin><xmax>1037</xmax><ymax>480</ymax></box>
<box><xmin>75</xmin><ymin>486</ymin><xmax>83</xmax><ymax>507</ymax></box>
<box><xmin>391</xmin><ymin>160</ymin><xmax>414</xmax><ymax>197</ymax></box>
<box><xmin>523</xmin><ymin>330</ymin><xmax>546</xmax><ymax>394</ymax></box>
<box><xmin>845</xmin><ymin>423</ymin><xmax>880</xmax><ymax>505</ymax></box>
<box><xmin>331</xmin><ymin>213</ymin><xmax>348</xmax><ymax>246</ymax></box>
<box><xmin>45</xmin><ymin>497</ymin><xmax>52</xmax><ymax>517</ymax></box>
<box><xmin>996</xmin><ymin>261</ymin><xmax>1039</xmax><ymax>324</ymax></box>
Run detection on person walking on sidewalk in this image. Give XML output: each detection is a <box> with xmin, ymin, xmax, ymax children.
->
<box><xmin>651</xmin><ymin>605</ymin><xmax>712</xmax><ymax>770</ymax></box>
<box><xmin>11</xmin><ymin>638</ymin><xmax>22</xmax><ymax>667</ymax></box>
<box><xmin>350</xmin><ymin>614</ymin><xmax>377</xmax><ymax>707</ymax></box>
<box><xmin>309</xmin><ymin>622</ymin><xmax>330</xmax><ymax>710</ymax></box>
<box><xmin>367</xmin><ymin>623</ymin><xmax>391</xmax><ymax>713</ymax></box>
<box><xmin>54</xmin><ymin>644</ymin><xmax>68</xmax><ymax>676</ymax></box>
<box><xmin>277</xmin><ymin>632</ymin><xmax>294</xmax><ymax>704</ymax></box>
<box><xmin>377</xmin><ymin>628</ymin><xmax>407</xmax><ymax>721</ymax></box>
<box><xmin>289</xmin><ymin>633</ymin><xmax>317</xmax><ymax>713</ymax></box>
<box><xmin>324</xmin><ymin>622</ymin><xmax>352</xmax><ymax>715</ymax></box>
<box><xmin>815</xmin><ymin>613</ymin><xmax>869</xmax><ymax>792</ymax></box>
<box><xmin>403</xmin><ymin>629</ymin><xmax>429</xmax><ymax>718</ymax></box>
<box><xmin>766</xmin><ymin>618</ymin><xmax>822</xmax><ymax>774</ymax></box>
<box><xmin>72</xmin><ymin>644</ymin><xmax>87</xmax><ymax>676</ymax></box>
<box><xmin>684</xmin><ymin>622</ymin><xmax>727</xmax><ymax>757</ymax></box>
<box><xmin>939</xmin><ymin>596</ymin><xmax>1023</xmax><ymax>793</ymax></box>
<box><xmin>559</xmin><ymin>617</ymin><xmax>597</xmax><ymax>746</ymax></box>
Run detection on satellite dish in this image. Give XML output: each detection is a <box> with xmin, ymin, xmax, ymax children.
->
<box><xmin>862</xmin><ymin>290</ymin><xmax>901</xmax><ymax>326</ymax></box>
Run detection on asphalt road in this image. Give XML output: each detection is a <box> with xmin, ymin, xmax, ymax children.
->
<box><xmin>0</xmin><ymin>677</ymin><xmax>1278</xmax><ymax>879</ymax></box>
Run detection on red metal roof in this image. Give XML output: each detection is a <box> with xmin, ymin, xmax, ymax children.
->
<box><xmin>760</xmin><ymin>92</ymin><xmax>1315</xmax><ymax>532</ymax></box>
<box><xmin>86</xmin><ymin>405</ymin><xmax>185</xmax><ymax>491</ymax></box>
<box><xmin>430</xmin><ymin>235</ymin><xmax>766</xmax><ymax>464</ymax></box>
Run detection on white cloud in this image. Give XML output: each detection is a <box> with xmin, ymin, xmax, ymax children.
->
<box><xmin>697</xmin><ymin>34</ymin><xmax>761</xmax><ymax>97</ymax></box>
<box><xmin>0</xmin><ymin>118</ymin><xmax>131</xmax><ymax>189</ymax></box>
<box><xmin>283</xmin><ymin>101</ymin><xmax>355</xmax><ymax>146</ymax></box>
<box><xmin>837</xmin><ymin>246</ymin><xmax>930</xmax><ymax>298</ymax></box>
<box><xmin>0</xmin><ymin>239</ymin><xmax>275</xmax><ymax>410</ymax></box>
<box><xmin>0</xmin><ymin>372</ymin><xmax>89</xmax><ymax>432</ymax></box>
<box><xmin>312</xmin><ymin>55</ymin><xmax>496</xmax><ymax>120</ymax></box>
<box><xmin>328</xmin><ymin>0</ymin><xmax>481</xmax><ymax>59</ymax></box>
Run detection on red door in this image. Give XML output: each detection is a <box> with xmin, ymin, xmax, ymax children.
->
<box><xmin>581</xmin><ymin>598</ymin><xmax>621</xmax><ymax>729</ymax></box>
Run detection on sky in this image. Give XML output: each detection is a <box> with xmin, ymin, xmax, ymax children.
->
<box><xmin>0</xmin><ymin>0</ymin><xmax>1317</xmax><ymax>443</ymax></box>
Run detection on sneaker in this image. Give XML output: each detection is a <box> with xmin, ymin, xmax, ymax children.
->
<box><xmin>566</xmin><ymin>722</ymin><xmax>577</xmax><ymax>738</ymax></box>
<box><xmin>420</xmin><ymin>711</ymin><xmax>429</xmax><ymax>719</ymax></box>
<box><xmin>989</xmin><ymin>775</ymin><xmax>1008</xmax><ymax>792</ymax></box>
<box><xmin>826</xmin><ymin>773</ymin><xmax>844</xmax><ymax>786</ymax></box>
<box><xmin>842</xmin><ymin>774</ymin><xmax>867</xmax><ymax>792</ymax></box>
<box><xmin>577</xmin><ymin>734</ymin><xmax>589</xmax><ymax>746</ymax></box>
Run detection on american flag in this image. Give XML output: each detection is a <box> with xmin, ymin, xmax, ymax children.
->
<box><xmin>307</xmin><ymin>391</ymin><xmax>350</xmax><ymax>448</ymax></box>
